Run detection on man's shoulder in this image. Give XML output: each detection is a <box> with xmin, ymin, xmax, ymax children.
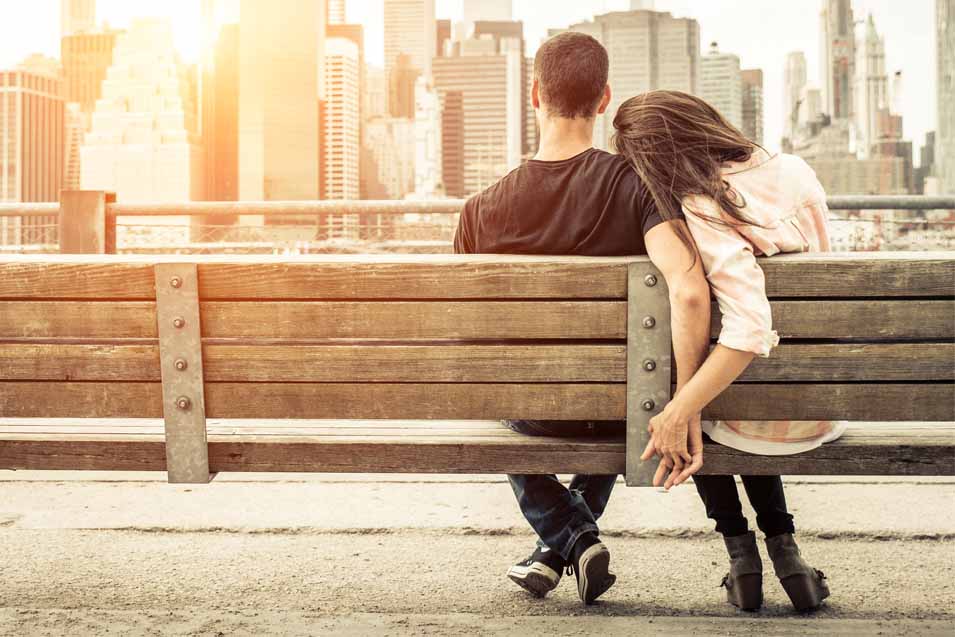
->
<box><xmin>464</xmin><ymin>163</ymin><xmax>526</xmax><ymax>215</ymax></box>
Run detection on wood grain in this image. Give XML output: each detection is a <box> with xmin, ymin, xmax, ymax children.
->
<box><xmin>3</xmin><ymin>298</ymin><xmax>952</xmax><ymax>340</ymax></box>
<box><xmin>2</xmin><ymin>253</ymin><xmax>952</xmax><ymax>300</ymax></box>
<box><xmin>3</xmin><ymin>343</ymin><xmax>951</xmax><ymax>383</ymax></box>
<box><xmin>2</xmin><ymin>381</ymin><xmax>951</xmax><ymax>421</ymax></box>
<box><xmin>1</xmin><ymin>422</ymin><xmax>951</xmax><ymax>476</ymax></box>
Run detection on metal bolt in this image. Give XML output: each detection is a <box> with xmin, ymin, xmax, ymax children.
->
<box><xmin>175</xmin><ymin>396</ymin><xmax>191</xmax><ymax>411</ymax></box>
<box><xmin>641</xmin><ymin>399</ymin><xmax>655</xmax><ymax>412</ymax></box>
<box><xmin>644</xmin><ymin>274</ymin><xmax>658</xmax><ymax>287</ymax></box>
<box><xmin>174</xmin><ymin>358</ymin><xmax>188</xmax><ymax>371</ymax></box>
<box><xmin>172</xmin><ymin>316</ymin><xmax>185</xmax><ymax>329</ymax></box>
<box><xmin>169</xmin><ymin>276</ymin><xmax>183</xmax><ymax>289</ymax></box>
<box><xmin>643</xmin><ymin>359</ymin><xmax>656</xmax><ymax>372</ymax></box>
<box><xmin>642</xmin><ymin>316</ymin><xmax>656</xmax><ymax>329</ymax></box>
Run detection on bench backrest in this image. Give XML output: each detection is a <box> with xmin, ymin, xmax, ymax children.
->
<box><xmin>1</xmin><ymin>253</ymin><xmax>953</xmax><ymax>483</ymax></box>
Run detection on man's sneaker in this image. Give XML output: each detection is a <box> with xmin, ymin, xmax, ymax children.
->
<box><xmin>568</xmin><ymin>534</ymin><xmax>616</xmax><ymax>605</ymax></box>
<box><xmin>507</xmin><ymin>546</ymin><xmax>565</xmax><ymax>598</ymax></box>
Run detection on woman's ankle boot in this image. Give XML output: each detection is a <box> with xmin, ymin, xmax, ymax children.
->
<box><xmin>721</xmin><ymin>531</ymin><xmax>763</xmax><ymax>611</ymax></box>
<box><xmin>765</xmin><ymin>533</ymin><xmax>830</xmax><ymax>612</ymax></box>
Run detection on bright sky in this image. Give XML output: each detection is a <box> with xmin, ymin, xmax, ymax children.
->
<box><xmin>0</xmin><ymin>0</ymin><xmax>938</xmax><ymax>158</ymax></box>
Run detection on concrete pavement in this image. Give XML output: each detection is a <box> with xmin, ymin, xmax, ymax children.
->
<box><xmin>1</xmin><ymin>472</ymin><xmax>953</xmax><ymax>635</ymax></box>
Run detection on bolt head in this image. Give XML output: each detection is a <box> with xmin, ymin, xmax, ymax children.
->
<box><xmin>643</xmin><ymin>359</ymin><xmax>657</xmax><ymax>372</ymax></box>
<box><xmin>169</xmin><ymin>276</ymin><xmax>183</xmax><ymax>289</ymax></box>
<box><xmin>172</xmin><ymin>317</ymin><xmax>185</xmax><ymax>329</ymax></box>
<box><xmin>174</xmin><ymin>358</ymin><xmax>188</xmax><ymax>371</ymax></box>
<box><xmin>641</xmin><ymin>399</ymin><xmax>655</xmax><ymax>412</ymax></box>
<box><xmin>642</xmin><ymin>316</ymin><xmax>656</xmax><ymax>329</ymax></box>
<box><xmin>644</xmin><ymin>274</ymin><xmax>658</xmax><ymax>287</ymax></box>
<box><xmin>175</xmin><ymin>396</ymin><xmax>191</xmax><ymax>411</ymax></box>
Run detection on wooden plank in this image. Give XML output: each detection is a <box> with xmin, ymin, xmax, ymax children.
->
<box><xmin>760</xmin><ymin>253</ymin><xmax>955</xmax><ymax>298</ymax></box>
<box><xmin>0</xmin><ymin>344</ymin><xmax>624</xmax><ymax>382</ymax></box>
<box><xmin>738</xmin><ymin>343</ymin><xmax>955</xmax><ymax>382</ymax></box>
<box><xmin>4</xmin><ymin>343</ymin><xmax>951</xmax><ymax>383</ymax></box>
<box><xmin>1</xmin><ymin>381</ymin><xmax>952</xmax><ymax>421</ymax></box>
<box><xmin>713</xmin><ymin>300</ymin><xmax>955</xmax><ymax>340</ymax></box>
<box><xmin>709</xmin><ymin>384</ymin><xmax>955</xmax><ymax>422</ymax></box>
<box><xmin>202</xmin><ymin>344</ymin><xmax>625</xmax><ymax>382</ymax></box>
<box><xmin>2</xmin><ymin>298</ymin><xmax>951</xmax><ymax>341</ymax></box>
<box><xmin>0</xmin><ymin>301</ymin><xmax>157</xmax><ymax>338</ymax></box>
<box><xmin>1</xmin><ymin>423</ymin><xmax>951</xmax><ymax>476</ymax></box>
<box><xmin>2</xmin><ymin>253</ymin><xmax>952</xmax><ymax>300</ymax></box>
<box><xmin>202</xmin><ymin>301</ymin><xmax>627</xmax><ymax>340</ymax></box>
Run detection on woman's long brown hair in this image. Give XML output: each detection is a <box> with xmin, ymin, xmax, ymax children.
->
<box><xmin>612</xmin><ymin>90</ymin><xmax>763</xmax><ymax>251</ymax></box>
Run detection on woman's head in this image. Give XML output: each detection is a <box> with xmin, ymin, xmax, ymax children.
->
<box><xmin>612</xmin><ymin>90</ymin><xmax>758</xmax><ymax>228</ymax></box>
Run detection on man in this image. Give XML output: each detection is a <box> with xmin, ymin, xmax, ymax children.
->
<box><xmin>453</xmin><ymin>32</ymin><xmax>711</xmax><ymax>605</ymax></box>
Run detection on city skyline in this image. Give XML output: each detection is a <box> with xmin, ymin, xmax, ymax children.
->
<box><xmin>1</xmin><ymin>0</ymin><xmax>939</xmax><ymax>158</ymax></box>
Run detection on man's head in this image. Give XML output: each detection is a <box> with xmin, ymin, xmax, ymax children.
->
<box><xmin>533</xmin><ymin>32</ymin><xmax>611</xmax><ymax>120</ymax></box>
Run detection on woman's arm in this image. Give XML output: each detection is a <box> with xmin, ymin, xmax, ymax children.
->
<box><xmin>650</xmin><ymin>199</ymin><xmax>777</xmax><ymax>488</ymax></box>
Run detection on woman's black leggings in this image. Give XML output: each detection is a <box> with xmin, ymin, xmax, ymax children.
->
<box><xmin>693</xmin><ymin>474</ymin><xmax>796</xmax><ymax>538</ymax></box>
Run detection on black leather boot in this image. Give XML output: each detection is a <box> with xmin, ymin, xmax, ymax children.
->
<box><xmin>720</xmin><ymin>531</ymin><xmax>763</xmax><ymax>611</ymax></box>
<box><xmin>765</xmin><ymin>533</ymin><xmax>830</xmax><ymax>612</ymax></box>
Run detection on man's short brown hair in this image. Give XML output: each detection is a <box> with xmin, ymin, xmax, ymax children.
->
<box><xmin>534</xmin><ymin>32</ymin><xmax>609</xmax><ymax>119</ymax></box>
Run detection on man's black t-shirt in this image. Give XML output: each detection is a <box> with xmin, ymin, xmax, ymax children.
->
<box><xmin>453</xmin><ymin>148</ymin><xmax>671</xmax><ymax>257</ymax></box>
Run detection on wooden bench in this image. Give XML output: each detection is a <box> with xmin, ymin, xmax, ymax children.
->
<box><xmin>0</xmin><ymin>253</ymin><xmax>953</xmax><ymax>485</ymax></box>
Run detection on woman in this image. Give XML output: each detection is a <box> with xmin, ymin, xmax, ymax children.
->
<box><xmin>612</xmin><ymin>90</ymin><xmax>846</xmax><ymax>613</ymax></box>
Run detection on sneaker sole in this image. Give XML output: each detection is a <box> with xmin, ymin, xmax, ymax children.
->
<box><xmin>577</xmin><ymin>544</ymin><xmax>615</xmax><ymax>605</ymax></box>
<box><xmin>507</xmin><ymin>564</ymin><xmax>560</xmax><ymax>598</ymax></box>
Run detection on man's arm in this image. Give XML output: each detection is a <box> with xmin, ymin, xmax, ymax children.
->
<box><xmin>643</xmin><ymin>220</ymin><xmax>711</xmax><ymax>486</ymax></box>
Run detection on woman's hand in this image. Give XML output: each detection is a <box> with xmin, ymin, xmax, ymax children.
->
<box><xmin>640</xmin><ymin>401</ymin><xmax>704</xmax><ymax>489</ymax></box>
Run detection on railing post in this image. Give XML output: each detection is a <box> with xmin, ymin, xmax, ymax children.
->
<box><xmin>59</xmin><ymin>190</ymin><xmax>116</xmax><ymax>254</ymax></box>
<box><xmin>625</xmin><ymin>262</ymin><xmax>673</xmax><ymax>486</ymax></box>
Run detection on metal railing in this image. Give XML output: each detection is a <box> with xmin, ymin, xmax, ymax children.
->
<box><xmin>1</xmin><ymin>194</ymin><xmax>953</xmax><ymax>255</ymax></box>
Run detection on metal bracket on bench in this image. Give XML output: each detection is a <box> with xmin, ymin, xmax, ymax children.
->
<box><xmin>625</xmin><ymin>263</ymin><xmax>673</xmax><ymax>486</ymax></box>
<box><xmin>155</xmin><ymin>263</ymin><xmax>211</xmax><ymax>484</ymax></box>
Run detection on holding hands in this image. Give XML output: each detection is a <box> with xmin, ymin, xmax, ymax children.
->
<box><xmin>640</xmin><ymin>401</ymin><xmax>704</xmax><ymax>490</ymax></box>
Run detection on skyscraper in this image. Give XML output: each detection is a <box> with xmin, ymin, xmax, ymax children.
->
<box><xmin>560</xmin><ymin>9</ymin><xmax>700</xmax><ymax>150</ymax></box>
<box><xmin>433</xmin><ymin>33</ymin><xmax>524</xmax><ymax>196</ymax></box>
<box><xmin>0</xmin><ymin>65</ymin><xmax>64</xmax><ymax>203</ymax></box>
<box><xmin>0</xmin><ymin>64</ymin><xmax>64</xmax><ymax>245</ymax></box>
<box><xmin>820</xmin><ymin>0</ymin><xmax>855</xmax><ymax>121</ymax></box>
<box><xmin>854</xmin><ymin>14</ymin><xmax>888</xmax><ymax>159</ymax></box>
<box><xmin>741</xmin><ymin>69</ymin><xmax>764</xmax><ymax>145</ymax></box>
<box><xmin>328</xmin><ymin>0</ymin><xmax>346</xmax><ymax>24</ymax></box>
<box><xmin>61</xmin><ymin>30</ymin><xmax>119</xmax><ymax>118</ymax></box>
<box><xmin>204</xmin><ymin>23</ymin><xmax>239</xmax><ymax>202</ymax></box>
<box><xmin>783</xmin><ymin>51</ymin><xmax>807</xmax><ymax>144</ymax></box>
<box><xmin>81</xmin><ymin>19</ymin><xmax>203</xmax><ymax>202</ymax></box>
<box><xmin>322</xmin><ymin>37</ymin><xmax>361</xmax><ymax>201</ymax></box>
<box><xmin>938</xmin><ymin>0</ymin><xmax>955</xmax><ymax>193</ymax></box>
<box><xmin>700</xmin><ymin>43</ymin><xmax>743</xmax><ymax>130</ymax></box>
<box><xmin>61</xmin><ymin>0</ymin><xmax>95</xmax><ymax>38</ymax></box>
<box><xmin>414</xmin><ymin>76</ymin><xmax>442</xmax><ymax>197</ymax></box>
<box><xmin>64</xmin><ymin>102</ymin><xmax>84</xmax><ymax>191</ymax></box>
<box><xmin>238</xmin><ymin>0</ymin><xmax>322</xmax><ymax>201</ymax></box>
<box><xmin>384</xmin><ymin>0</ymin><xmax>436</xmax><ymax>117</ymax></box>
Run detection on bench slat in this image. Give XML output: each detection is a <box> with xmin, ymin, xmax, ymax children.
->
<box><xmin>3</xmin><ymin>343</ymin><xmax>952</xmax><ymax>383</ymax></box>
<box><xmin>3</xmin><ymin>299</ymin><xmax>952</xmax><ymax>340</ymax></box>
<box><xmin>2</xmin><ymin>381</ymin><xmax>952</xmax><ymax>421</ymax></box>
<box><xmin>1</xmin><ymin>422</ymin><xmax>951</xmax><ymax>476</ymax></box>
<box><xmin>2</xmin><ymin>254</ymin><xmax>952</xmax><ymax>300</ymax></box>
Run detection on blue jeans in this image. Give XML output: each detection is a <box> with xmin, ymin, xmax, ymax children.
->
<box><xmin>505</xmin><ymin>420</ymin><xmax>622</xmax><ymax>561</ymax></box>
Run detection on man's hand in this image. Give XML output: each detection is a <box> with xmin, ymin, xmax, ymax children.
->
<box><xmin>640</xmin><ymin>404</ymin><xmax>704</xmax><ymax>489</ymax></box>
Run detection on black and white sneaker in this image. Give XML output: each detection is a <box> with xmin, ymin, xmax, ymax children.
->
<box><xmin>569</xmin><ymin>535</ymin><xmax>616</xmax><ymax>605</ymax></box>
<box><xmin>507</xmin><ymin>546</ymin><xmax>566</xmax><ymax>598</ymax></box>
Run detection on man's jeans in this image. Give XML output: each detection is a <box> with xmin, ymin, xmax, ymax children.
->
<box><xmin>505</xmin><ymin>420</ymin><xmax>623</xmax><ymax>561</ymax></box>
